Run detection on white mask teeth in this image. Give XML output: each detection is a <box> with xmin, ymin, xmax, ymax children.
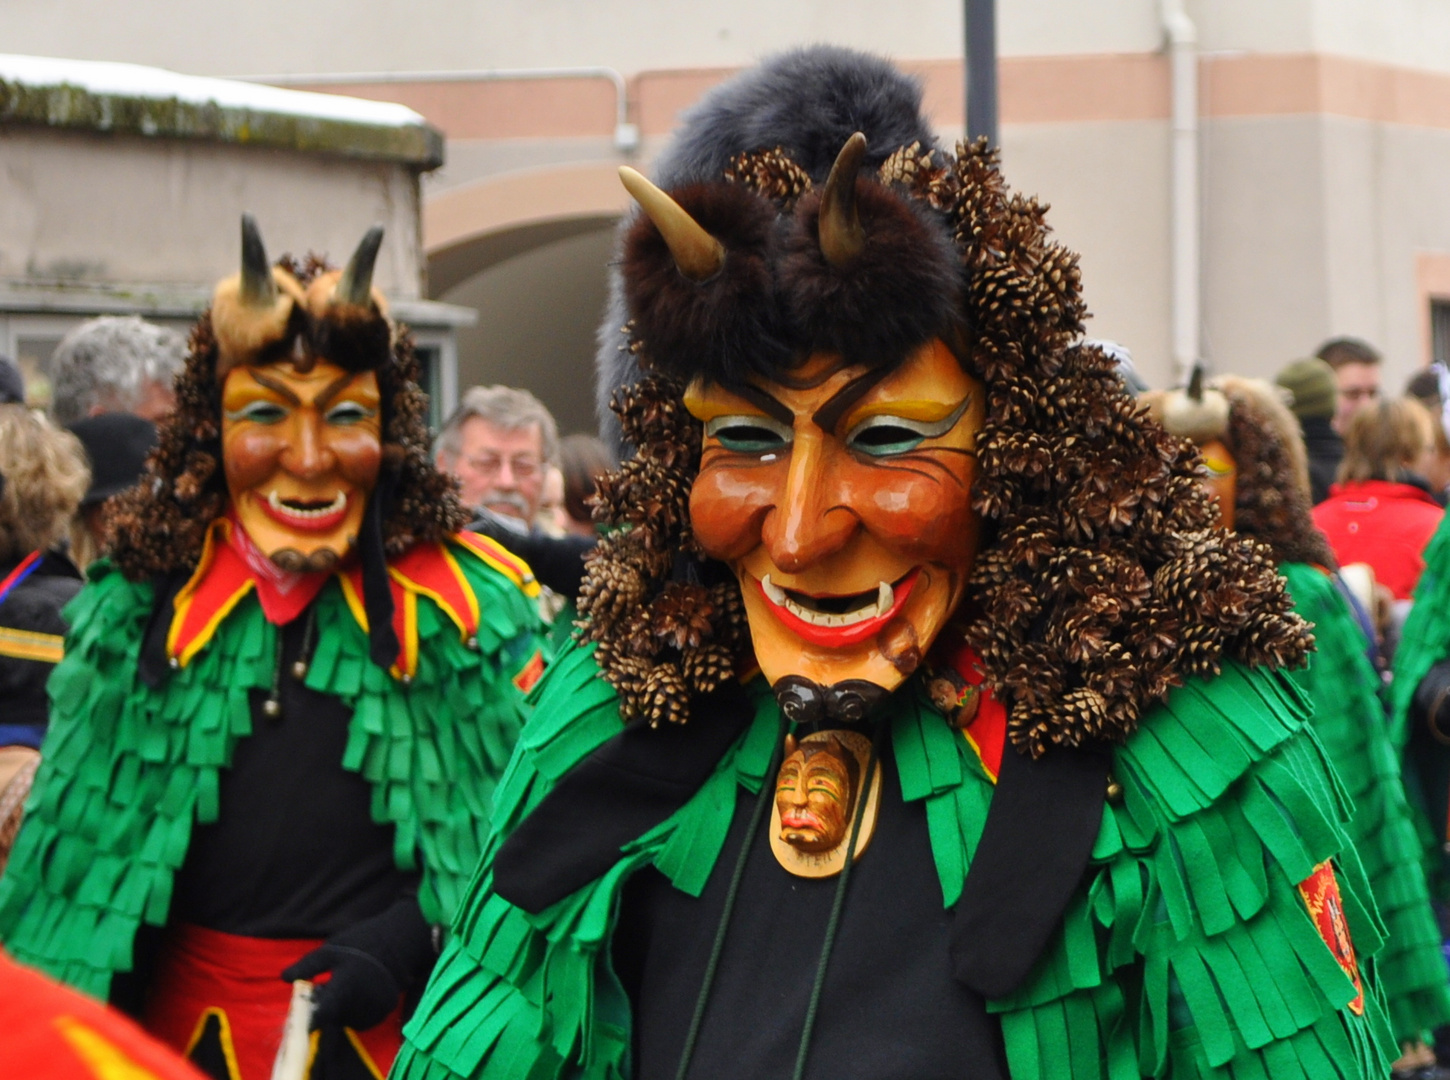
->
<box><xmin>266</xmin><ymin>489</ymin><xmax>348</xmax><ymax>519</ymax></box>
<box><xmin>760</xmin><ymin>573</ymin><xmax>895</xmax><ymax>628</ymax></box>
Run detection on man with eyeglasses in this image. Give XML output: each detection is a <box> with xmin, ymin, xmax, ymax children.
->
<box><xmin>437</xmin><ymin>385</ymin><xmax>596</xmax><ymax>604</ymax></box>
<box><xmin>435</xmin><ymin>385</ymin><xmax>555</xmax><ymax>522</ymax></box>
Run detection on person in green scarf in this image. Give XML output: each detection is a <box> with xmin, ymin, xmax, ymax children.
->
<box><xmin>394</xmin><ymin>48</ymin><xmax>1394</xmax><ymax>1079</ymax></box>
<box><xmin>0</xmin><ymin>220</ymin><xmax>547</xmax><ymax>1079</ymax></box>
<box><xmin>1149</xmin><ymin>373</ymin><xmax>1450</xmax><ymax>1078</ymax></box>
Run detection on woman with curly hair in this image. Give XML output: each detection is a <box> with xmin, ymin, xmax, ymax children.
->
<box><xmin>396</xmin><ymin>48</ymin><xmax>1393</xmax><ymax>1080</ymax></box>
<box><xmin>1149</xmin><ymin>373</ymin><xmax>1450</xmax><ymax>1079</ymax></box>
<box><xmin>0</xmin><ymin>403</ymin><xmax>88</xmax><ymax>870</ymax></box>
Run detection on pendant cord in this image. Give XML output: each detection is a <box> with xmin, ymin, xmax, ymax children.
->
<box><xmin>265</xmin><ymin>605</ymin><xmax>319</xmax><ymax>718</ymax></box>
<box><xmin>264</xmin><ymin>620</ymin><xmax>285</xmax><ymax>717</ymax></box>
<box><xmin>673</xmin><ymin>716</ymin><xmax>787</xmax><ymax>1080</ymax></box>
<box><xmin>297</xmin><ymin>604</ymin><xmax>318</xmax><ymax>674</ymax></box>
<box><xmin>791</xmin><ymin>720</ymin><xmax>886</xmax><ymax>1080</ymax></box>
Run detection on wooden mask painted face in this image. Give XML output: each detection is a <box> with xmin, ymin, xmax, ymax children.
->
<box><xmin>221</xmin><ymin>359</ymin><xmax>382</xmax><ymax>571</ymax></box>
<box><xmin>775</xmin><ymin>734</ymin><xmax>859</xmax><ymax>853</ymax></box>
<box><xmin>687</xmin><ymin>337</ymin><xmax>985</xmax><ymax>694</ymax></box>
<box><xmin>1199</xmin><ymin>437</ymin><xmax>1237</xmax><ymax>530</ymax></box>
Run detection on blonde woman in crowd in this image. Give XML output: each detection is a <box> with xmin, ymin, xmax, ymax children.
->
<box><xmin>0</xmin><ymin>402</ymin><xmax>89</xmax><ymax>870</ymax></box>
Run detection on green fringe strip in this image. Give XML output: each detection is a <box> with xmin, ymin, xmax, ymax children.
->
<box><xmin>1391</xmin><ymin>512</ymin><xmax>1450</xmax><ymax>755</ymax></box>
<box><xmin>0</xmin><ymin>541</ymin><xmax>543</xmax><ymax>1001</ymax></box>
<box><xmin>1280</xmin><ymin>562</ymin><xmax>1450</xmax><ymax>1042</ymax></box>
<box><xmin>395</xmin><ymin>642</ymin><xmax>1396</xmax><ymax>1079</ymax></box>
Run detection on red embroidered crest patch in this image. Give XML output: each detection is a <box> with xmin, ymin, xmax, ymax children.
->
<box><xmin>512</xmin><ymin>649</ymin><xmax>546</xmax><ymax>694</ymax></box>
<box><xmin>1298</xmin><ymin>860</ymin><xmax>1364</xmax><ymax>1015</ymax></box>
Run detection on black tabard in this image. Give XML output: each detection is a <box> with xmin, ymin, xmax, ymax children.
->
<box><xmin>611</xmin><ymin>738</ymin><xmax>1009</xmax><ymax>1080</ymax></box>
<box><xmin>170</xmin><ymin>612</ymin><xmax>416</xmax><ymax>938</ymax></box>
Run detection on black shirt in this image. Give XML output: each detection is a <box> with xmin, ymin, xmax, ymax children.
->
<box><xmin>170</xmin><ymin>611</ymin><xmax>415</xmax><ymax>938</ymax></box>
<box><xmin>611</xmin><ymin>737</ymin><xmax>1008</xmax><ymax>1080</ymax></box>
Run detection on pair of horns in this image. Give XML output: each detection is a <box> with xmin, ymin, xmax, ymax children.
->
<box><xmin>239</xmin><ymin>214</ymin><xmax>385</xmax><ymax>306</ymax></box>
<box><xmin>618</xmin><ymin>131</ymin><xmax>869</xmax><ymax>280</ymax></box>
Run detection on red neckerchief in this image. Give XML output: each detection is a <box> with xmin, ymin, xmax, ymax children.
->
<box><xmin>224</xmin><ymin>512</ymin><xmax>334</xmax><ymax>625</ymax></box>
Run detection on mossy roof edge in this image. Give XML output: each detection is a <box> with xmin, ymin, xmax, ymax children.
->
<box><xmin>0</xmin><ymin>77</ymin><xmax>444</xmax><ymax>169</ymax></box>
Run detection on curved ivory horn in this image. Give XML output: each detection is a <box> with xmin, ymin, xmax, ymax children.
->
<box><xmin>240</xmin><ymin>214</ymin><xmax>276</xmax><ymax>305</ymax></box>
<box><xmin>819</xmin><ymin>132</ymin><xmax>868</xmax><ymax>268</ymax></box>
<box><xmin>336</xmin><ymin>226</ymin><xmax>385</xmax><ymax>305</ymax></box>
<box><xmin>618</xmin><ymin>166</ymin><xmax>724</xmax><ymax>281</ymax></box>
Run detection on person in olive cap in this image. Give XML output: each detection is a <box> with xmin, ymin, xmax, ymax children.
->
<box><xmin>1278</xmin><ymin>357</ymin><xmax>1343</xmax><ymax>504</ymax></box>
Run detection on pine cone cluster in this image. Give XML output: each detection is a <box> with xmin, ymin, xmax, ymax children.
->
<box><xmin>578</xmin><ymin>375</ymin><xmax>750</xmax><ymax>725</ymax></box>
<box><xmin>726</xmin><ymin>147</ymin><xmax>813</xmax><ymax>210</ymax></box>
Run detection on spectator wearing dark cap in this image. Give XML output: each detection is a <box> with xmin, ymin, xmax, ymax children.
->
<box><xmin>64</xmin><ymin>412</ymin><xmax>157</xmax><ymax>568</ymax></box>
<box><xmin>0</xmin><ymin>357</ymin><xmax>25</xmax><ymax>406</ymax></box>
<box><xmin>1277</xmin><ymin>357</ymin><xmax>1341</xmax><ymax>504</ymax></box>
<box><xmin>0</xmin><ymin>405</ymin><xmax>88</xmax><ymax>865</ymax></box>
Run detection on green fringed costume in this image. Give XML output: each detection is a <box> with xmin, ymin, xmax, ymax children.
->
<box><xmin>394</xmin><ymin>642</ymin><xmax>1391</xmax><ymax>1079</ymax></box>
<box><xmin>1281</xmin><ymin>561</ymin><xmax>1450</xmax><ymax>1044</ymax></box>
<box><xmin>1392</xmin><ymin>511</ymin><xmax>1450</xmax><ymax>898</ymax></box>
<box><xmin>0</xmin><ymin>535</ymin><xmax>543</xmax><ymax>1001</ymax></box>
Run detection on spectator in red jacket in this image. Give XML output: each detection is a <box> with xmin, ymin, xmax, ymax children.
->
<box><xmin>1314</xmin><ymin>397</ymin><xmax>1443</xmax><ymax>602</ymax></box>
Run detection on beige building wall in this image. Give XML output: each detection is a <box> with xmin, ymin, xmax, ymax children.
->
<box><xmin>0</xmin><ymin>128</ymin><xmax>423</xmax><ymax>296</ymax></box>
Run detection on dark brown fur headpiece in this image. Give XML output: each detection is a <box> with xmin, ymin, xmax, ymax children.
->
<box><xmin>577</xmin><ymin>122</ymin><xmax>1316</xmax><ymax>753</ymax></box>
<box><xmin>106</xmin><ymin>246</ymin><xmax>467</xmax><ymax>582</ymax></box>
<box><xmin>621</xmin><ymin>138</ymin><xmax>961</xmax><ymax>389</ymax></box>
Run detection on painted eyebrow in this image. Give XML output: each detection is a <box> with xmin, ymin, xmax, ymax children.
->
<box><xmin>811</xmin><ymin>368</ymin><xmax>891</xmax><ymax>434</ymax></box>
<box><xmin>316</xmin><ymin>371</ymin><xmax>363</xmax><ymax>409</ymax></box>
<box><xmin>721</xmin><ymin>381</ymin><xmax>795</xmax><ymax>427</ymax></box>
<box><xmin>248</xmin><ymin>369</ymin><xmax>302</xmax><ymax>406</ymax></box>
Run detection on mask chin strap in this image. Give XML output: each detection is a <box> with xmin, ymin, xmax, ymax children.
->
<box><xmin>360</xmin><ymin>463</ymin><xmax>401</xmax><ymax>671</ymax></box>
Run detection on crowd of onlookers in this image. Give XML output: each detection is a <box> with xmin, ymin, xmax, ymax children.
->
<box><xmin>1272</xmin><ymin>337</ymin><xmax>1448</xmax><ymax>662</ymax></box>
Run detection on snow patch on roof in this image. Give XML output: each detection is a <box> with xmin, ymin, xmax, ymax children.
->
<box><xmin>0</xmin><ymin>53</ymin><xmax>425</xmax><ymax>129</ymax></box>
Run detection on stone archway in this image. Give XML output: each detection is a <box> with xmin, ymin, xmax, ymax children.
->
<box><xmin>424</xmin><ymin>163</ymin><xmax>631</xmax><ymax>435</ymax></box>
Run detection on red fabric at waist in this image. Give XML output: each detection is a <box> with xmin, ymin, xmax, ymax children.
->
<box><xmin>143</xmin><ymin>924</ymin><xmax>400</xmax><ymax>1080</ymax></box>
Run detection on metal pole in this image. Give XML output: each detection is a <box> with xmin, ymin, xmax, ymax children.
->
<box><xmin>965</xmin><ymin>0</ymin><xmax>999</xmax><ymax>147</ymax></box>
<box><xmin>1161</xmin><ymin>0</ymin><xmax>1200</xmax><ymax>381</ymax></box>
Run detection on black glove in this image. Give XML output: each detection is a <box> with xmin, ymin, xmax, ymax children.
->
<box><xmin>280</xmin><ymin>897</ymin><xmax>436</xmax><ymax>1031</ymax></box>
<box><xmin>467</xmin><ymin>511</ymin><xmax>595</xmax><ymax>600</ymax></box>
<box><xmin>1416</xmin><ymin>659</ymin><xmax>1450</xmax><ymax>742</ymax></box>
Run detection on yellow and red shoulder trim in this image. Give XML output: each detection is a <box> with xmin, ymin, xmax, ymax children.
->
<box><xmin>338</xmin><ymin>534</ymin><xmax>536</xmax><ymax>681</ymax></box>
<box><xmin>167</xmin><ymin>519</ymin><xmax>255</xmax><ymax>669</ymax></box>
<box><xmin>450</xmin><ymin>531</ymin><xmax>540</xmax><ymax>598</ymax></box>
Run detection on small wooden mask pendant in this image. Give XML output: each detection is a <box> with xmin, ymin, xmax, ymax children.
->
<box><xmin>769</xmin><ymin>729</ymin><xmax>882</xmax><ymax>878</ymax></box>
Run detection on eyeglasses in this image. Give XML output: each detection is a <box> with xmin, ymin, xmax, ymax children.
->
<box><xmin>460</xmin><ymin>453</ymin><xmax>542</xmax><ymax>482</ymax></box>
